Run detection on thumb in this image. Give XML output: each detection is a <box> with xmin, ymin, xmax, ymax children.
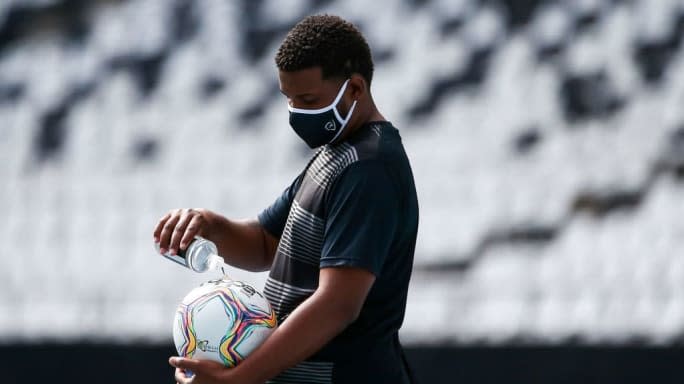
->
<box><xmin>169</xmin><ymin>356</ymin><xmax>200</xmax><ymax>370</ymax></box>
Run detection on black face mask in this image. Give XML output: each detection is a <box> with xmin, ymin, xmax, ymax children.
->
<box><xmin>288</xmin><ymin>79</ymin><xmax>357</xmax><ymax>148</ymax></box>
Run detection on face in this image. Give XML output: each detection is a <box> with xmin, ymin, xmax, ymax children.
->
<box><xmin>278</xmin><ymin>67</ymin><xmax>353</xmax><ymax>114</ymax></box>
<box><xmin>279</xmin><ymin>67</ymin><xmax>364</xmax><ymax>148</ymax></box>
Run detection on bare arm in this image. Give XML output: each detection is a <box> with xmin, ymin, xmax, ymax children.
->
<box><xmin>200</xmin><ymin>211</ymin><xmax>279</xmax><ymax>272</ymax></box>
<box><xmin>169</xmin><ymin>266</ymin><xmax>376</xmax><ymax>384</ymax></box>
<box><xmin>153</xmin><ymin>208</ymin><xmax>279</xmax><ymax>272</ymax></box>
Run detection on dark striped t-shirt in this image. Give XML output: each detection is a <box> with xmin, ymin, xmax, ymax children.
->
<box><xmin>258</xmin><ymin>121</ymin><xmax>419</xmax><ymax>384</ymax></box>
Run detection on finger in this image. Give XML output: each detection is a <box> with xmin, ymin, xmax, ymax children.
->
<box><xmin>180</xmin><ymin>215</ymin><xmax>204</xmax><ymax>251</ymax></box>
<box><xmin>174</xmin><ymin>367</ymin><xmax>194</xmax><ymax>384</ymax></box>
<box><xmin>169</xmin><ymin>356</ymin><xmax>201</xmax><ymax>372</ymax></box>
<box><xmin>169</xmin><ymin>210</ymin><xmax>194</xmax><ymax>255</ymax></box>
<box><xmin>153</xmin><ymin>212</ymin><xmax>172</xmax><ymax>243</ymax></box>
<box><xmin>158</xmin><ymin>211</ymin><xmax>181</xmax><ymax>253</ymax></box>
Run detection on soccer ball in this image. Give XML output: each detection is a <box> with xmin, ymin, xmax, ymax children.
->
<box><xmin>172</xmin><ymin>278</ymin><xmax>277</xmax><ymax>367</ymax></box>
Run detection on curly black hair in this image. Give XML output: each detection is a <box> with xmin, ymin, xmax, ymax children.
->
<box><xmin>275</xmin><ymin>14</ymin><xmax>374</xmax><ymax>85</ymax></box>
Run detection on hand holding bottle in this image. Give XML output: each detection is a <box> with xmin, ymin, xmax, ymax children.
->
<box><xmin>153</xmin><ymin>208</ymin><xmax>278</xmax><ymax>273</ymax></box>
<box><xmin>153</xmin><ymin>208</ymin><xmax>210</xmax><ymax>255</ymax></box>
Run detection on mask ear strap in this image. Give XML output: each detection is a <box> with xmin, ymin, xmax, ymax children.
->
<box><xmin>332</xmin><ymin>79</ymin><xmax>351</xmax><ymax>106</ymax></box>
<box><xmin>332</xmin><ymin>79</ymin><xmax>354</xmax><ymax>122</ymax></box>
<box><xmin>287</xmin><ymin>79</ymin><xmax>351</xmax><ymax>114</ymax></box>
<box><xmin>329</xmin><ymin>99</ymin><xmax>357</xmax><ymax>143</ymax></box>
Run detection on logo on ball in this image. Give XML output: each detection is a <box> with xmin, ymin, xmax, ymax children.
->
<box><xmin>197</xmin><ymin>340</ymin><xmax>218</xmax><ymax>353</ymax></box>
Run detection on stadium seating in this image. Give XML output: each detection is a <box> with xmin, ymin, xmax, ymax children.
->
<box><xmin>1</xmin><ymin>0</ymin><xmax>683</xmax><ymax>345</ymax></box>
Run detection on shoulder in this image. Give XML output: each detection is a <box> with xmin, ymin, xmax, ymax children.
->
<box><xmin>325</xmin><ymin>121</ymin><xmax>408</xmax><ymax>193</ymax></box>
<box><xmin>324</xmin><ymin>158</ymin><xmax>400</xmax><ymax>210</ymax></box>
<box><xmin>346</xmin><ymin>121</ymin><xmax>402</xmax><ymax>162</ymax></box>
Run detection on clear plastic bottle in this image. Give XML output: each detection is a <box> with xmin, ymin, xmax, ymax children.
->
<box><xmin>157</xmin><ymin>236</ymin><xmax>224</xmax><ymax>273</ymax></box>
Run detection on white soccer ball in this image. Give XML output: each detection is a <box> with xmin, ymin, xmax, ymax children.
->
<box><xmin>172</xmin><ymin>278</ymin><xmax>277</xmax><ymax>367</ymax></box>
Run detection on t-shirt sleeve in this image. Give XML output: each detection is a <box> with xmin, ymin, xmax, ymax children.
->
<box><xmin>258</xmin><ymin>174</ymin><xmax>302</xmax><ymax>238</ymax></box>
<box><xmin>320</xmin><ymin>160</ymin><xmax>400</xmax><ymax>276</ymax></box>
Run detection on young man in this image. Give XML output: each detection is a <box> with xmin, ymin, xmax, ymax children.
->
<box><xmin>155</xmin><ymin>14</ymin><xmax>419</xmax><ymax>384</ymax></box>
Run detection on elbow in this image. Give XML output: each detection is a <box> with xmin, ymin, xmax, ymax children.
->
<box><xmin>315</xmin><ymin>267</ymin><xmax>375</xmax><ymax>328</ymax></box>
<box><xmin>345</xmin><ymin>309</ymin><xmax>362</xmax><ymax>327</ymax></box>
<box><xmin>330</xmin><ymin>297</ymin><xmax>364</xmax><ymax>328</ymax></box>
<box><xmin>310</xmin><ymin>289</ymin><xmax>363</xmax><ymax>329</ymax></box>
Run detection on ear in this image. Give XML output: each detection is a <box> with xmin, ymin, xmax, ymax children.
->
<box><xmin>348</xmin><ymin>74</ymin><xmax>367</xmax><ymax>100</ymax></box>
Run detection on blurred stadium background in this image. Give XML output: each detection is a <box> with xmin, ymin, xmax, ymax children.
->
<box><xmin>1</xmin><ymin>0</ymin><xmax>684</xmax><ymax>382</ymax></box>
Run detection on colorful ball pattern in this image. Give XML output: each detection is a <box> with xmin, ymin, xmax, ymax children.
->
<box><xmin>173</xmin><ymin>278</ymin><xmax>277</xmax><ymax>367</ymax></box>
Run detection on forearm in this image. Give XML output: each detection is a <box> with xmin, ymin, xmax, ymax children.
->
<box><xmin>166</xmin><ymin>268</ymin><xmax>374</xmax><ymax>384</ymax></box>
<box><xmin>233</xmin><ymin>290</ymin><xmax>356</xmax><ymax>384</ymax></box>
<box><xmin>200</xmin><ymin>210</ymin><xmax>273</xmax><ymax>272</ymax></box>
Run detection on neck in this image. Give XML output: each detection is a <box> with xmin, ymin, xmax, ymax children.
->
<box><xmin>364</xmin><ymin>97</ymin><xmax>385</xmax><ymax>123</ymax></box>
<box><xmin>368</xmin><ymin>109</ymin><xmax>385</xmax><ymax>122</ymax></box>
<box><xmin>349</xmin><ymin>100</ymin><xmax>385</xmax><ymax>134</ymax></box>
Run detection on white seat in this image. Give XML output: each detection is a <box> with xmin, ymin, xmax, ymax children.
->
<box><xmin>2</xmin><ymin>0</ymin><xmax>684</xmax><ymax>345</ymax></box>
